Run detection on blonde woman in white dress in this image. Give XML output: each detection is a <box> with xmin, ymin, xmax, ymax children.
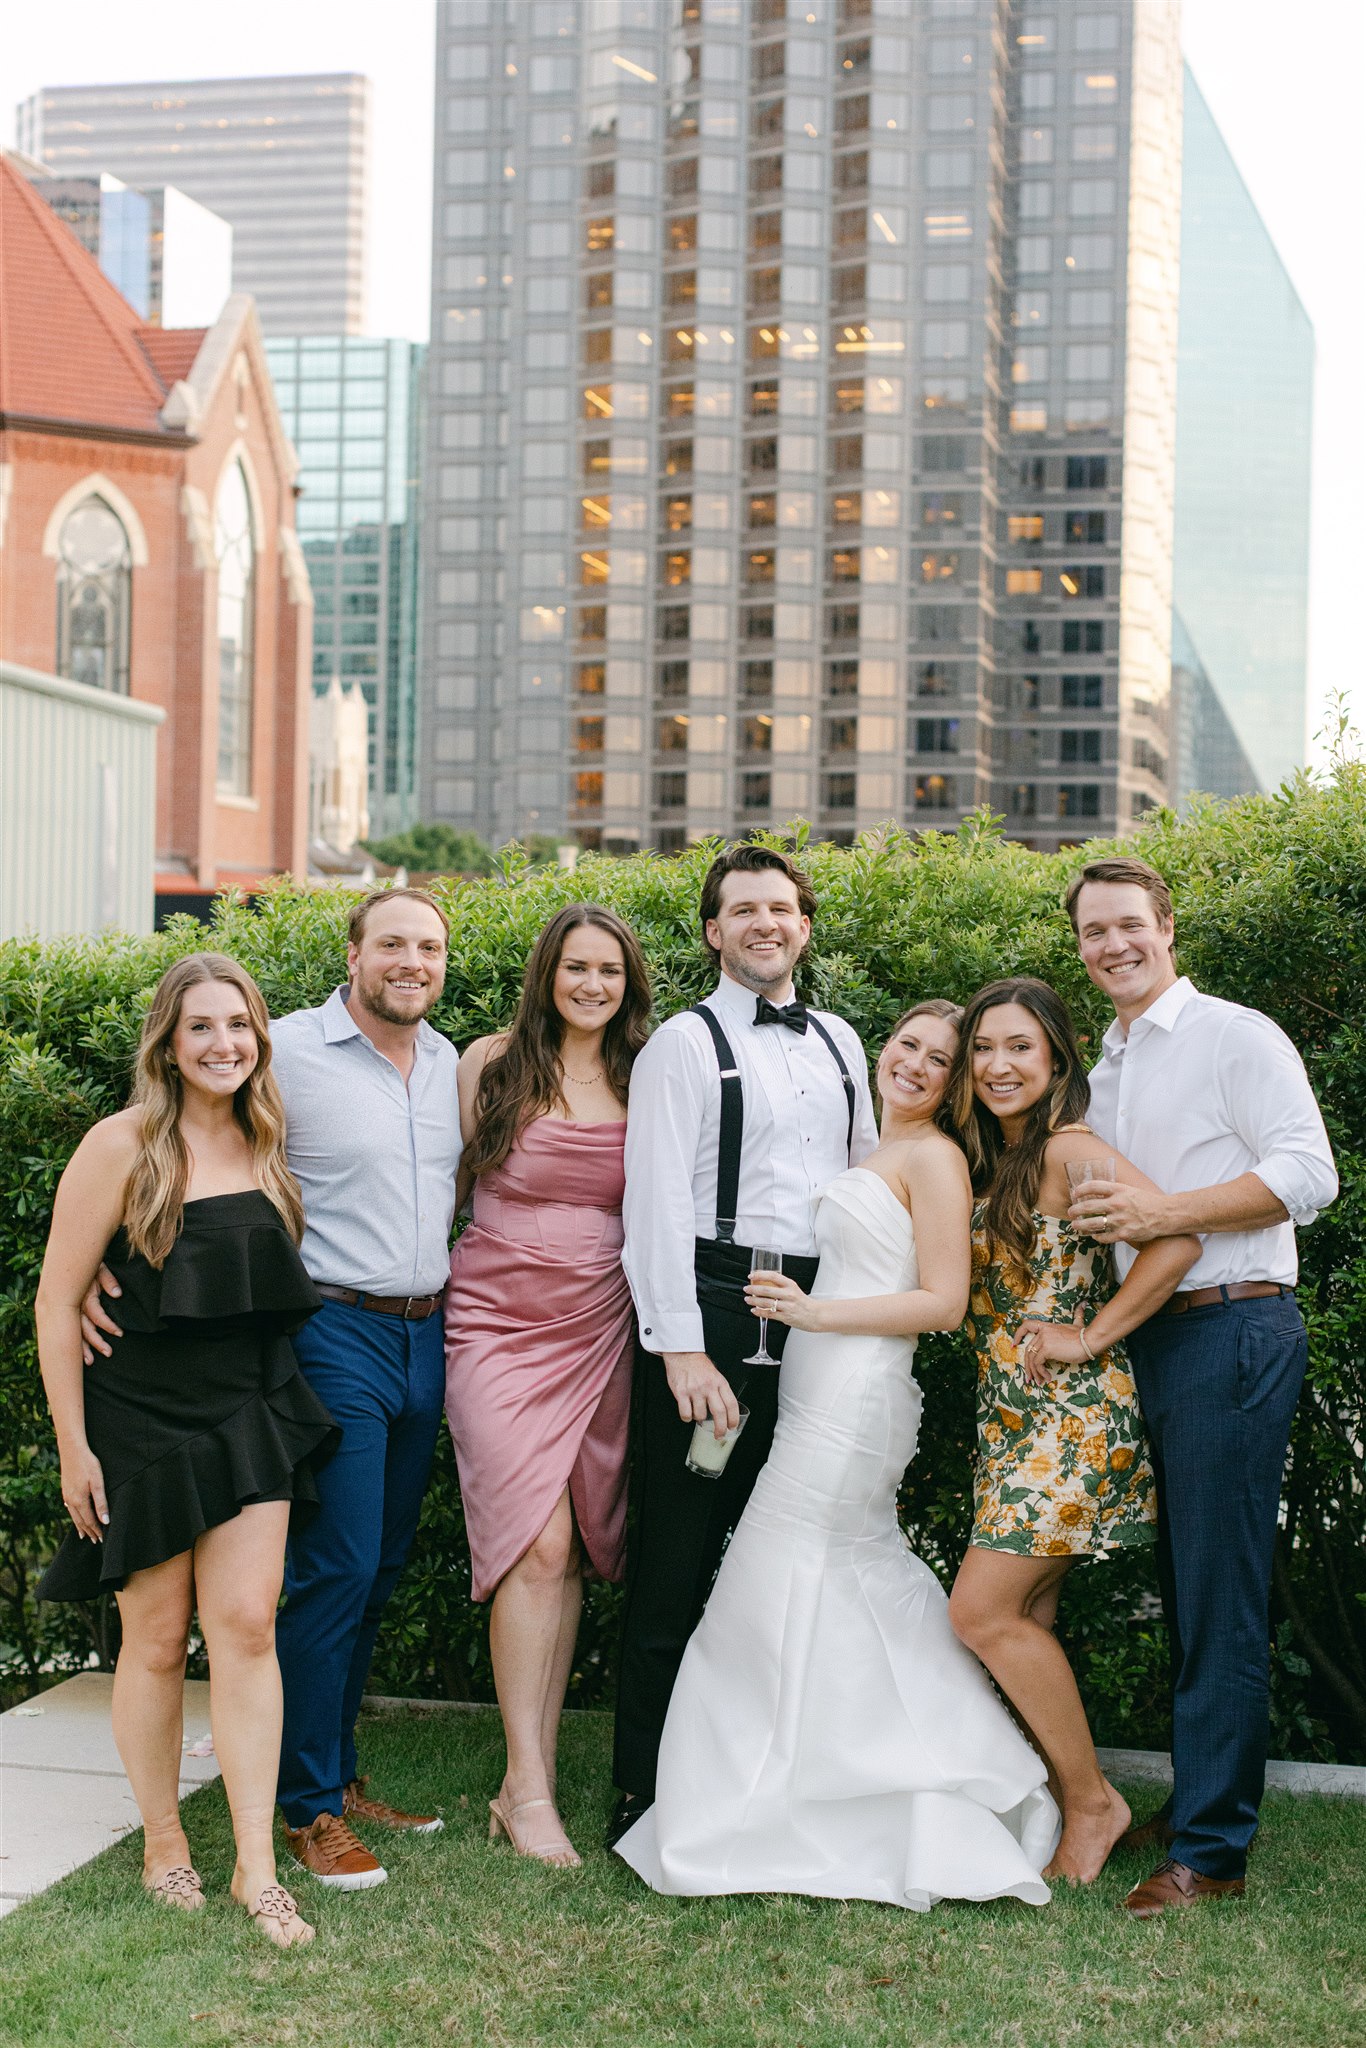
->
<box><xmin>615</xmin><ymin>1003</ymin><xmax>1060</xmax><ymax>1911</ymax></box>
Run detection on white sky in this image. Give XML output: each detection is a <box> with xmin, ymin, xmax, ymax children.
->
<box><xmin>6</xmin><ymin>0</ymin><xmax>1364</xmax><ymax>760</ymax></box>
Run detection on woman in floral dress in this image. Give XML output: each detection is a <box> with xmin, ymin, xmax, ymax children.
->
<box><xmin>944</xmin><ymin>978</ymin><xmax>1199</xmax><ymax>1887</ymax></box>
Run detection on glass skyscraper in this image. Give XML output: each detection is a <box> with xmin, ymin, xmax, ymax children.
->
<box><xmin>1171</xmin><ymin>68</ymin><xmax>1313</xmax><ymax>799</ymax></box>
<box><xmin>266</xmin><ymin>337</ymin><xmax>425</xmax><ymax>838</ymax></box>
<box><xmin>420</xmin><ymin>0</ymin><xmax>1182</xmax><ymax>853</ymax></box>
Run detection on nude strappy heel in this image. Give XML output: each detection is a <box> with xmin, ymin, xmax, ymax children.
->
<box><xmin>488</xmin><ymin>1795</ymin><xmax>582</xmax><ymax>1868</ymax></box>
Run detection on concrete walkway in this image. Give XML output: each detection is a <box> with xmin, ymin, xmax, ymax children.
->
<box><xmin>0</xmin><ymin>1673</ymin><xmax>219</xmax><ymax>1918</ymax></box>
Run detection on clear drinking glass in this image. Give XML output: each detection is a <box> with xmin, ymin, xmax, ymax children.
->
<box><xmin>685</xmin><ymin>1403</ymin><xmax>750</xmax><ymax>1478</ymax></box>
<box><xmin>743</xmin><ymin>1248</ymin><xmax>783</xmax><ymax>1366</ymax></box>
<box><xmin>1065</xmin><ymin>1157</ymin><xmax>1117</xmax><ymax>1194</ymax></box>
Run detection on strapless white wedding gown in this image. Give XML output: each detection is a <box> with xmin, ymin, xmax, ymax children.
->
<box><xmin>616</xmin><ymin>1167</ymin><xmax>1061</xmax><ymax>1910</ymax></box>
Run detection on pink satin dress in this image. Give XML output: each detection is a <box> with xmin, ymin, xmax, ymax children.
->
<box><xmin>444</xmin><ymin>1116</ymin><xmax>634</xmax><ymax>1602</ymax></box>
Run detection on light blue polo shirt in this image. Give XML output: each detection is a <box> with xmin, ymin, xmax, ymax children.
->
<box><xmin>270</xmin><ymin>986</ymin><xmax>462</xmax><ymax>1296</ymax></box>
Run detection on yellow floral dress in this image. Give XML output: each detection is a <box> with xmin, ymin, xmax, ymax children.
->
<box><xmin>967</xmin><ymin>1206</ymin><xmax>1156</xmax><ymax>1557</ymax></box>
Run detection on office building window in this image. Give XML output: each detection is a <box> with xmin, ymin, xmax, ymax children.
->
<box><xmin>1060</xmin><ymin>729</ymin><xmax>1102</xmax><ymax>764</ymax></box>
<box><xmin>1066</xmin><ymin>455</ymin><xmax>1109</xmax><ymax>489</ymax></box>
<box><xmin>55</xmin><ymin>495</ymin><xmax>132</xmax><ymax>696</ymax></box>
<box><xmin>1061</xmin><ymin>674</ymin><xmax>1103</xmax><ymax>707</ymax></box>
<box><xmin>1058</xmin><ymin>782</ymin><xmax>1101</xmax><ymax>818</ymax></box>
<box><xmin>914</xmin><ymin>773</ymin><xmax>956</xmax><ymax>810</ymax></box>
<box><xmin>1066</xmin><ymin>511</ymin><xmax>1107</xmax><ymax>544</ymax></box>
<box><xmin>1062</xmin><ymin>619</ymin><xmax>1105</xmax><ymax>653</ymax></box>
<box><xmin>824</xmin><ymin>771</ymin><xmax>857</xmax><ymax>809</ymax></box>
<box><xmin>916</xmin><ymin>718</ymin><xmax>959</xmax><ymax>753</ymax></box>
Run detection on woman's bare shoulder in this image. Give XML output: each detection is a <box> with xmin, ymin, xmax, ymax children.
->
<box><xmin>75</xmin><ymin>1107</ymin><xmax>143</xmax><ymax>1163</ymax></box>
<box><xmin>885</xmin><ymin>1129</ymin><xmax>971</xmax><ymax>1191</ymax></box>
<box><xmin>459</xmin><ymin>1031</ymin><xmax>509</xmax><ymax>1072</ymax></box>
<box><xmin>59</xmin><ymin>1107</ymin><xmax>141</xmax><ymax>1196</ymax></box>
<box><xmin>1046</xmin><ymin>1123</ymin><xmax>1099</xmax><ymax>1160</ymax></box>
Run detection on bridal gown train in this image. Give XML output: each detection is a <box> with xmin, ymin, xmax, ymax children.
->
<box><xmin>616</xmin><ymin>1167</ymin><xmax>1061</xmax><ymax>1910</ymax></box>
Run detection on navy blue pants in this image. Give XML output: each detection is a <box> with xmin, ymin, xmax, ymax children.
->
<box><xmin>276</xmin><ymin>1299</ymin><xmax>445</xmax><ymax>1828</ymax></box>
<box><xmin>1126</xmin><ymin>1291</ymin><xmax>1307</xmax><ymax>1880</ymax></box>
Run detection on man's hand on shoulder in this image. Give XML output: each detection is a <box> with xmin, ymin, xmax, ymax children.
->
<box><xmin>662</xmin><ymin>1351</ymin><xmax>740</xmax><ymax>1438</ymax></box>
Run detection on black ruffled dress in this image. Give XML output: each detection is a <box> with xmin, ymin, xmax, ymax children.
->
<box><xmin>38</xmin><ymin>1191</ymin><xmax>339</xmax><ymax>1602</ymax></box>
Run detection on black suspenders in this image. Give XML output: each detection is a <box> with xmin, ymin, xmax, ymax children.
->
<box><xmin>688</xmin><ymin>1003</ymin><xmax>857</xmax><ymax>1246</ymax></box>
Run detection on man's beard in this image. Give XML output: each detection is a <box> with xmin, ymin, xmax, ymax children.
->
<box><xmin>354</xmin><ymin>970</ymin><xmax>442</xmax><ymax>1026</ymax></box>
<box><xmin>719</xmin><ymin>940</ymin><xmax>798</xmax><ymax>994</ymax></box>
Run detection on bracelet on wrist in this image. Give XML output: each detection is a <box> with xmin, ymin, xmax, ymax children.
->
<box><xmin>1079</xmin><ymin>1323</ymin><xmax>1096</xmax><ymax>1361</ymax></box>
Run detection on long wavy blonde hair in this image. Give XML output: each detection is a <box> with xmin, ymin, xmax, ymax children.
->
<box><xmin>123</xmin><ymin>953</ymin><xmax>304</xmax><ymax>1266</ymax></box>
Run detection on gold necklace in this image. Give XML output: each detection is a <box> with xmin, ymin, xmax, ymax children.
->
<box><xmin>562</xmin><ymin>1065</ymin><xmax>605</xmax><ymax>1087</ymax></box>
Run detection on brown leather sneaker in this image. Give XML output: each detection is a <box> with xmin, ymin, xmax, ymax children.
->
<box><xmin>343</xmin><ymin>1776</ymin><xmax>444</xmax><ymax>1834</ymax></box>
<box><xmin>283</xmin><ymin>1811</ymin><xmax>388</xmax><ymax>1890</ymax></box>
<box><xmin>1119</xmin><ymin>1810</ymin><xmax>1176</xmax><ymax>1854</ymax></box>
<box><xmin>1123</xmin><ymin>1859</ymin><xmax>1245</xmax><ymax>1917</ymax></box>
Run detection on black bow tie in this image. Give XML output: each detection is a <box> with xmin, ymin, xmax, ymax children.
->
<box><xmin>754</xmin><ymin>996</ymin><xmax>808</xmax><ymax>1034</ymax></box>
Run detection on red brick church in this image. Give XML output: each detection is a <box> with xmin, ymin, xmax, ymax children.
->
<box><xmin>0</xmin><ymin>153</ymin><xmax>312</xmax><ymax>898</ymax></box>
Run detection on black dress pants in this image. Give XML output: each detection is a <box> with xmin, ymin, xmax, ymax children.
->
<box><xmin>611</xmin><ymin>1240</ymin><xmax>818</xmax><ymax>1800</ymax></box>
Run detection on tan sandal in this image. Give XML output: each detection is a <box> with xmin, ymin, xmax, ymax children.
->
<box><xmin>145</xmin><ymin>1864</ymin><xmax>205</xmax><ymax>1911</ymax></box>
<box><xmin>488</xmin><ymin>1796</ymin><xmax>581</xmax><ymax>1869</ymax></box>
<box><xmin>244</xmin><ymin>1882</ymin><xmax>314</xmax><ymax>1948</ymax></box>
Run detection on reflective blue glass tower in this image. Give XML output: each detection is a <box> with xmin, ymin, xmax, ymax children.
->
<box><xmin>1173</xmin><ymin>69</ymin><xmax>1314</xmax><ymax>800</ymax></box>
<box><xmin>266</xmin><ymin>337</ymin><xmax>426</xmax><ymax>837</ymax></box>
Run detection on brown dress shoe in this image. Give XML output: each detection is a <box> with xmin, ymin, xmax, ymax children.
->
<box><xmin>283</xmin><ymin>1811</ymin><xmax>388</xmax><ymax>1891</ymax></box>
<box><xmin>343</xmin><ymin>1776</ymin><xmax>444</xmax><ymax>1834</ymax></box>
<box><xmin>1119</xmin><ymin>1811</ymin><xmax>1175</xmax><ymax>1854</ymax></box>
<box><xmin>1123</xmin><ymin>1859</ymin><xmax>1245</xmax><ymax>1917</ymax></box>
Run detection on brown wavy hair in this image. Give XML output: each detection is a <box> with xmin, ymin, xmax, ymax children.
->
<box><xmin>463</xmin><ymin>904</ymin><xmax>652</xmax><ymax>1177</ymax></box>
<box><xmin>123</xmin><ymin>953</ymin><xmax>305</xmax><ymax>1266</ymax></box>
<box><xmin>698</xmin><ymin>843</ymin><xmax>816</xmax><ymax>963</ymax></box>
<box><xmin>946</xmin><ymin>977</ymin><xmax>1090</xmax><ymax>1269</ymax></box>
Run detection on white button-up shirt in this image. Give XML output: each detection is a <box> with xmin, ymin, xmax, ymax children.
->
<box><xmin>270</xmin><ymin>988</ymin><xmax>462</xmax><ymax>1296</ymax></box>
<box><xmin>1086</xmin><ymin>976</ymin><xmax>1336</xmax><ymax>1288</ymax></box>
<box><xmin>622</xmin><ymin>971</ymin><xmax>878</xmax><ymax>1354</ymax></box>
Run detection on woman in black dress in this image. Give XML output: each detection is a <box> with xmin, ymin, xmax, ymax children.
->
<box><xmin>36</xmin><ymin>953</ymin><xmax>337</xmax><ymax>1948</ymax></box>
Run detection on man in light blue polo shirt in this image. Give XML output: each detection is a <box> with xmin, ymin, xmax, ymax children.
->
<box><xmin>269</xmin><ymin>888</ymin><xmax>461</xmax><ymax>1889</ymax></box>
<box><xmin>82</xmin><ymin>886</ymin><xmax>462</xmax><ymax>1894</ymax></box>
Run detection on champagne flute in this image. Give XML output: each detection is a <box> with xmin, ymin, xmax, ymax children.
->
<box><xmin>743</xmin><ymin>1248</ymin><xmax>783</xmax><ymax>1366</ymax></box>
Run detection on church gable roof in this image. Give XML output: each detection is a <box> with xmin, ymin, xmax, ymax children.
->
<box><xmin>0</xmin><ymin>154</ymin><xmax>194</xmax><ymax>439</ymax></box>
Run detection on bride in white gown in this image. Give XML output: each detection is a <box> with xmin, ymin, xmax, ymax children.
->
<box><xmin>616</xmin><ymin>1002</ymin><xmax>1061</xmax><ymax>1910</ymax></box>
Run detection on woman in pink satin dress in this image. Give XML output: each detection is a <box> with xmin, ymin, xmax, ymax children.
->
<box><xmin>445</xmin><ymin>903</ymin><xmax>651</xmax><ymax>1867</ymax></box>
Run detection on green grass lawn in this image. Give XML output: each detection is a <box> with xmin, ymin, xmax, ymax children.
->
<box><xmin>2</xmin><ymin>1708</ymin><xmax>1363</xmax><ymax>2048</ymax></box>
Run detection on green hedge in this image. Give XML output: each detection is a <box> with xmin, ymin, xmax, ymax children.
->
<box><xmin>3</xmin><ymin>780</ymin><xmax>1364</xmax><ymax>1761</ymax></box>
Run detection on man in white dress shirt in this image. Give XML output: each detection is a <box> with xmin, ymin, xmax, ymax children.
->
<box><xmin>1065</xmin><ymin>856</ymin><xmax>1337</xmax><ymax>1916</ymax></box>
<box><xmin>609</xmin><ymin>844</ymin><xmax>877</xmax><ymax>1845</ymax></box>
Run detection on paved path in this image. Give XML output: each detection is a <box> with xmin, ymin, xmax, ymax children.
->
<box><xmin>0</xmin><ymin>1673</ymin><xmax>219</xmax><ymax>1917</ymax></box>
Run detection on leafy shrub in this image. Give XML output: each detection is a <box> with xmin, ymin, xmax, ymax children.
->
<box><xmin>3</xmin><ymin>784</ymin><xmax>1363</xmax><ymax>1758</ymax></box>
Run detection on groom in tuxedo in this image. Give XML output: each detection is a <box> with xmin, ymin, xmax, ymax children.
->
<box><xmin>608</xmin><ymin>843</ymin><xmax>877</xmax><ymax>1846</ymax></box>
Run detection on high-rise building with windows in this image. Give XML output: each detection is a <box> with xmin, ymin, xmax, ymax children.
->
<box><xmin>266</xmin><ymin>337</ymin><xmax>425</xmax><ymax>838</ymax></box>
<box><xmin>16</xmin><ymin>76</ymin><xmax>369</xmax><ymax>336</ymax></box>
<box><xmin>420</xmin><ymin>0</ymin><xmax>1181</xmax><ymax>853</ymax></box>
<box><xmin>1171</xmin><ymin>68</ymin><xmax>1313</xmax><ymax>802</ymax></box>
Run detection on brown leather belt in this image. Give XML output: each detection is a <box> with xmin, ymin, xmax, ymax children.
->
<box><xmin>1161</xmin><ymin>1281</ymin><xmax>1292</xmax><ymax>1317</ymax></box>
<box><xmin>316</xmin><ymin>1284</ymin><xmax>444</xmax><ymax>1321</ymax></box>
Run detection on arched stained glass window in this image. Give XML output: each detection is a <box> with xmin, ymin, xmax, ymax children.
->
<box><xmin>56</xmin><ymin>497</ymin><xmax>132</xmax><ymax>695</ymax></box>
<box><xmin>216</xmin><ymin>462</ymin><xmax>256</xmax><ymax>795</ymax></box>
